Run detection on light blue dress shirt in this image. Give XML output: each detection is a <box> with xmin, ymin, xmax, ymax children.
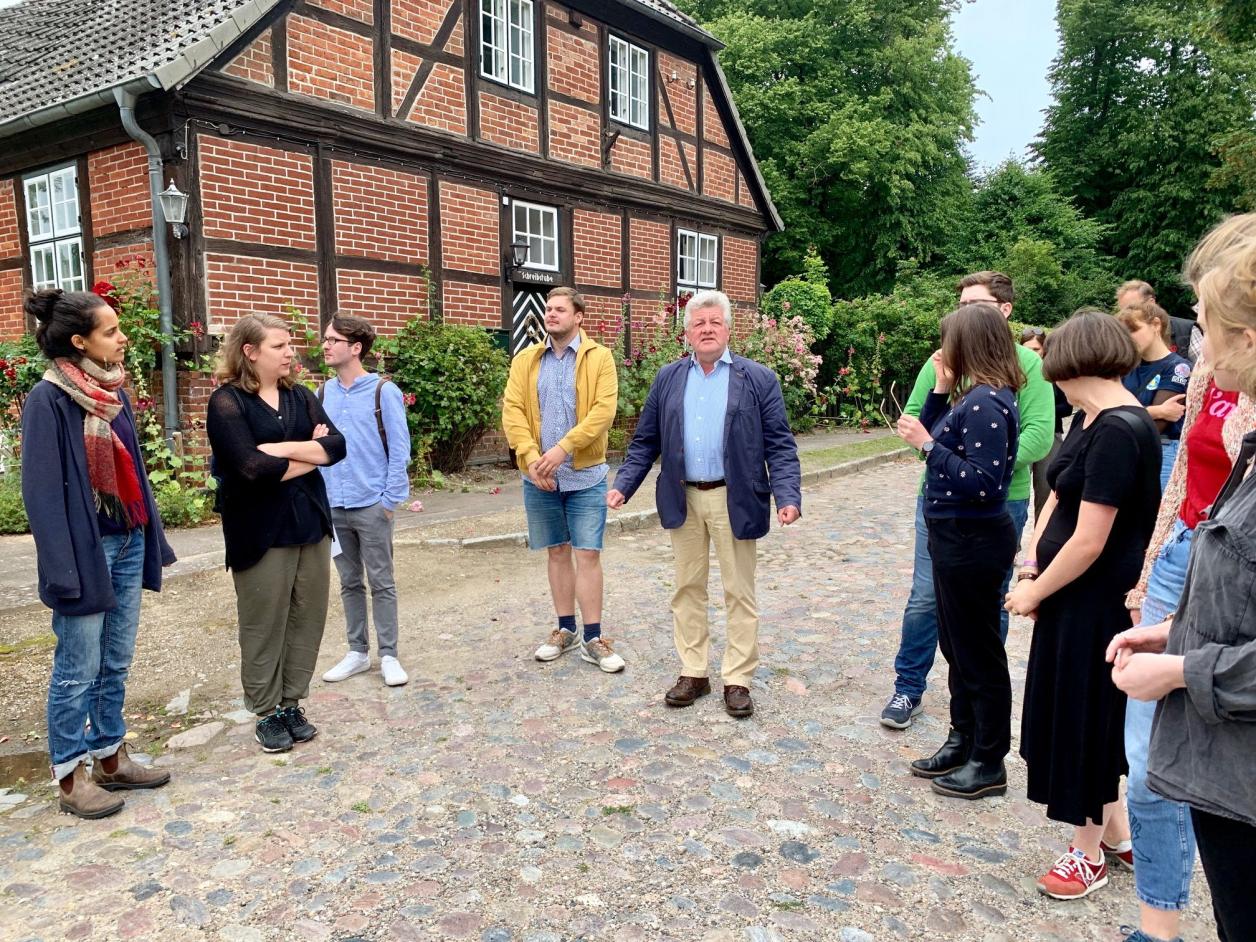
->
<box><xmin>318</xmin><ymin>373</ymin><xmax>411</xmax><ymax>510</ymax></box>
<box><xmin>682</xmin><ymin>348</ymin><xmax>732</xmax><ymax>482</ymax></box>
<box><xmin>533</xmin><ymin>332</ymin><xmax>608</xmax><ymax>492</ymax></box>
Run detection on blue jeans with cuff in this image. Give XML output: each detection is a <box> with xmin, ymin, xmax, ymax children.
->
<box><xmin>1126</xmin><ymin>519</ymin><xmax>1197</xmax><ymax>911</ymax></box>
<box><xmin>47</xmin><ymin>528</ymin><xmax>145</xmax><ymax>781</ymax></box>
<box><xmin>893</xmin><ymin>495</ymin><xmax>1029</xmax><ymax>699</ymax></box>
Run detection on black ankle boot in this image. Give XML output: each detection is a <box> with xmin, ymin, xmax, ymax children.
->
<box><xmin>930</xmin><ymin>758</ymin><xmax>1007</xmax><ymax>799</ymax></box>
<box><xmin>910</xmin><ymin>729</ymin><xmax>971</xmax><ymax>779</ymax></box>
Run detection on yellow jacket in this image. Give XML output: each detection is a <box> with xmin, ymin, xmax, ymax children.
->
<box><xmin>501</xmin><ymin>329</ymin><xmax>619</xmax><ymax>472</ymax></box>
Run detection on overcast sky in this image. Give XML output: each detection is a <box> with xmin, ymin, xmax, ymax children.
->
<box><xmin>952</xmin><ymin>0</ymin><xmax>1059</xmax><ymax>170</ymax></box>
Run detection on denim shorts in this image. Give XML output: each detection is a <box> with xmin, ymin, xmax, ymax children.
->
<box><xmin>522</xmin><ymin>477</ymin><xmax>608</xmax><ymax>551</ymax></box>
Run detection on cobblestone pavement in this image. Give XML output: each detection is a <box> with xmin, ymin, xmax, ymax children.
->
<box><xmin>1</xmin><ymin>459</ymin><xmax>1216</xmax><ymax>941</ymax></box>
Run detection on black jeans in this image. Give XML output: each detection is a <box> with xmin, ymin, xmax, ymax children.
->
<box><xmin>927</xmin><ymin>513</ymin><xmax>1017</xmax><ymax>763</ymax></box>
<box><xmin>1192</xmin><ymin>806</ymin><xmax>1256</xmax><ymax>941</ymax></box>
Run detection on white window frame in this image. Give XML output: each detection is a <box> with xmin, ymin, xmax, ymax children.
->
<box><xmin>23</xmin><ymin>164</ymin><xmax>85</xmax><ymax>292</ymax></box>
<box><xmin>481</xmin><ymin>0</ymin><xmax>534</xmax><ymax>94</ymax></box>
<box><xmin>512</xmin><ymin>200</ymin><xmax>559</xmax><ymax>271</ymax></box>
<box><xmin>677</xmin><ymin>229</ymin><xmax>718</xmax><ymax>293</ymax></box>
<box><xmin>609</xmin><ymin>35</ymin><xmax>650</xmax><ymax>130</ymax></box>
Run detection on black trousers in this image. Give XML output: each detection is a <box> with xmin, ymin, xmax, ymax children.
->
<box><xmin>927</xmin><ymin>513</ymin><xmax>1017</xmax><ymax>763</ymax></box>
<box><xmin>1192</xmin><ymin>806</ymin><xmax>1256</xmax><ymax>942</ymax></box>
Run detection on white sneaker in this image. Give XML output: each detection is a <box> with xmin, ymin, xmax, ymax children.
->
<box><xmin>580</xmin><ymin>637</ymin><xmax>626</xmax><ymax>673</ymax></box>
<box><xmin>322</xmin><ymin>650</ymin><xmax>370</xmax><ymax>682</ymax></box>
<box><xmin>380</xmin><ymin>655</ymin><xmax>409</xmax><ymax>687</ymax></box>
<box><xmin>535</xmin><ymin>629</ymin><xmax>578</xmax><ymax>662</ymax></box>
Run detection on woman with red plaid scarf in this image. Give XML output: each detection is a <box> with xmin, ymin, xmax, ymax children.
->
<box><xmin>21</xmin><ymin>288</ymin><xmax>175</xmax><ymax>820</ymax></box>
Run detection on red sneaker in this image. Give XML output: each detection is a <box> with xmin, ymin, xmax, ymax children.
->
<box><xmin>1101</xmin><ymin>839</ymin><xmax>1134</xmax><ymax>871</ymax></box>
<box><xmin>1037</xmin><ymin>847</ymin><xmax>1109</xmax><ymax>900</ymax></box>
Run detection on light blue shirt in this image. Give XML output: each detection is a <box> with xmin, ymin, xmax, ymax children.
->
<box><xmin>318</xmin><ymin>373</ymin><xmax>411</xmax><ymax>510</ymax></box>
<box><xmin>533</xmin><ymin>332</ymin><xmax>608</xmax><ymax>492</ymax></box>
<box><xmin>682</xmin><ymin>348</ymin><xmax>732</xmax><ymax>482</ymax></box>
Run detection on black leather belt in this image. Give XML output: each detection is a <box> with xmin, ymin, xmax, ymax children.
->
<box><xmin>685</xmin><ymin>479</ymin><xmax>726</xmax><ymax>490</ymax></box>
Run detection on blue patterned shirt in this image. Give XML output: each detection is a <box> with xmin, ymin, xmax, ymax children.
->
<box><xmin>532</xmin><ymin>333</ymin><xmax>608</xmax><ymax>492</ymax></box>
<box><xmin>682</xmin><ymin>348</ymin><xmax>733</xmax><ymax>481</ymax></box>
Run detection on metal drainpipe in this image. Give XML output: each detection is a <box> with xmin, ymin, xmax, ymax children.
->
<box><xmin>114</xmin><ymin>87</ymin><xmax>179</xmax><ymax>452</ymax></box>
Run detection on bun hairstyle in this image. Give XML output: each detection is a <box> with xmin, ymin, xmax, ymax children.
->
<box><xmin>25</xmin><ymin>288</ymin><xmax>109</xmax><ymax>361</ymax></box>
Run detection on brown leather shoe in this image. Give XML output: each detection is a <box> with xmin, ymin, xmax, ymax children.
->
<box><xmin>665</xmin><ymin>675</ymin><xmax>711</xmax><ymax>707</ymax></box>
<box><xmin>58</xmin><ymin>764</ymin><xmax>124</xmax><ymax>819</ymax></box>
<box><xmin>91</xmin><ymin>743</ymin><xmax>171</xmax><ymax>792</ymax></box>
<box><xmin>724</xmin><ymin>685</ymin><xmax>754</xmax><ymax>718</ymax></box>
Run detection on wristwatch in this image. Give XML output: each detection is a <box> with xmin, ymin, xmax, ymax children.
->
<box><xmin>921</xmin><ymin>441</ymin><xmax>935</xmax><ymax>455</ymax></box>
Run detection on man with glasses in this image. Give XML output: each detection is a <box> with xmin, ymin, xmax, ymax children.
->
<box><xmin>880</xmin><ymin>271</ymin><xmax>1055</xmax><ymax>729</ymax></box>
<box><xmin>318</xmin><ymin>314</ymin><xmax>413</xmax><ymax>687</ymax></box>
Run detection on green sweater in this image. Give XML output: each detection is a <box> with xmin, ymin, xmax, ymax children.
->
<box><xmin>905</xmin><ymin>343</ymin><xmax>1055</xmax><ymax>502</ymax></box>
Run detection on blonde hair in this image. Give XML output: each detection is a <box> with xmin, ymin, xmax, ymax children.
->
<box><xmin>1199</xmin><ymin>240</ymin><xmax>1256</xmax><ymax>398</ymax></box>
<box><xmin>1116</xmin><ymin>299</ymin><xmax>1171</xmax><ymax>346</ymax></box>
<box><xmin>1183</xmin><ymin>213</ymin><xmax>1256</xmax><ymax>289</ymax></box>
<box><xmin>215</xmin><ymin>313</ymin><xmax>295</xmax><ymax>393</ymax></box>
<box><xmin>1116</xmin><ymin>279</ymin><xmax>1155</xmax><ymax>302</ymax></box>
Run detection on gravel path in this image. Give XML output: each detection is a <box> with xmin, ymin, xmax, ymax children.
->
<box><xmin>1</xmin><ymin>458</ymin><xmax>1216</xmax><ymax>941</ymax></box>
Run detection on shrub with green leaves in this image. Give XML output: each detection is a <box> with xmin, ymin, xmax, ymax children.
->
<box><xmin>376</xmin><ymin>319</ymin><xmax>509</xmax><ymax>472</ymax></box>
<box><xmin>760</xmin><ymin>248</ymin><xmax>834</xmax><ymax>341</ymax></box>
<box><xmin>0</xmin><ymin>475</ymin><xmax>28</xmax><ymax>534</ymax></box>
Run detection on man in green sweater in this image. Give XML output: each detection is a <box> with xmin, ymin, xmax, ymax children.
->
<box><xmin>881</xmin><ymin>271</ymin><xmax>1055</xmax><ymax>729</ymax></box>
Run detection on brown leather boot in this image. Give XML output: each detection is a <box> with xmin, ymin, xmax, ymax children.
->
<box><xmin>665</xmin><ymin>675</ymin><xmax>711</xmax><ymax>707</ymax></box>
<box><xmin>723</xmin><ymin>685</ymin><xmax>754</xmax><ymax>718</ymax></box>
<box><xmin>91</xmin><ymin>743</ymin><xmax>171</xmax><ymax>792</ymax></box>
<box><xmin>58</xmin><ymin>764</ymin><xmax>124</xmax><ymax>819</ymax></box>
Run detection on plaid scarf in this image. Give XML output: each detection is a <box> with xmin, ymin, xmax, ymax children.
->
<box><xmin>43</xmin><ymin>358</ymin><xmax>149</xmax><ymax>528</ymax></box>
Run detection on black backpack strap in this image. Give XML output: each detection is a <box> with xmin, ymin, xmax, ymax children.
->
<box><xmin>316</xmin><ymin>381</ymin><xmax>325</xmax><ymax>403</ymax></box>
<box><xmin>375</xmin><ymin>380</ymin><xmax>390</xmax><ymax>460</ymax></box>
<box><xmin>1110</xmin><ymin>407</ymin><xmax>1159</xmax><ymax>454</ymax></box>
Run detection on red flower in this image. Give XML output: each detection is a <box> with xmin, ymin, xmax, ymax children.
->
<box><xmin>4</xmin><ymin>368</ymin><xmax>16</xmax><ymax>383</ymax></box>
<box><xmin>402</xmin><ymin>392</ymin><xmax>417</xmax><ymax>407</ymax></box>
<box><xmin>0</xmin><ymin>359</ymin><xmax>8</xmax><ymax>370</ymax></box>
<box><xmin>189</xmin><ymin>320</ymin><xmax>205</xmax><ymax>339</ymax></box>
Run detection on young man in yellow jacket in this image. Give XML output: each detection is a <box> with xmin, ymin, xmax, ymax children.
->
<box><xmin>502</xmin><ymin>287</ymin><xmax>623</xmax><ymax>672</ymax></box>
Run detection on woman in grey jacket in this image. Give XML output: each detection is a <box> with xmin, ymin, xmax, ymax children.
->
<box><xmin>1109</xmin><ymin>238</ymin><xmax>1256</xmax><ymax>942</ymax></box>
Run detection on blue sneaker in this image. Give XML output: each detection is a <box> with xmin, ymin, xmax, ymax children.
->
<box><xmin>880</xmin><ymin>692</ymin><xmax>923</xmax><ymax>729</ymax></box>
<box><xmin>1120</xmin><ymin>928</ymin><xmax>1181</xmax><ymax>942</ymax></box>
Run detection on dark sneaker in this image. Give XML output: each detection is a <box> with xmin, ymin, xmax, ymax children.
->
<box><xmin>278</xmin><ymin>705</ymin><xmax>318</xmax><ymax>743</ymax></box>
<box><xmin>880</xmin><ymin>692</ymin><xmax>923</xmax><ymax>729</ymax></box>
<box><xmin>1120</xmin><ymin>927</ymin><xmax>1180</xmax><ymax>942</ymax></box>
<box><xmin>255</xmin><ymin>712</ymin><xmax>294</xmax><ymax>753</ymax></box>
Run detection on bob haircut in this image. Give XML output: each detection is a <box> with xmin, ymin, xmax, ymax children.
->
<box><xmin>938</xmin><ymin>303</ymin><xmax>1026</xmax><ymax>402</ymax></box>
<box><xmin>215</xmin><ymin>313</ymin><xmax>295</xmax><ymax>393</ymax></box>
<box><xmin>1041</xmin><ymin>309</ymin><xmax>1140</xmax><ymax>383</ymax></box>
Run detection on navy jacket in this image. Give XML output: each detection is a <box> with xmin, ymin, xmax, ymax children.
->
<box><xmin>614</xmin><ymin>352</ymin><xmax>802</xmax><ymax>540</ymax></box>
<box><xmin>21</xmin><ymin>381</ymin><xmax>176</xmax><ymax>616</ymax></box>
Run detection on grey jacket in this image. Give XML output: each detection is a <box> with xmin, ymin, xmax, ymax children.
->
<box><xmin>1148</xmin><ymin>432</ymin><xmax>1256</xmax><ymax>824</ymax></box>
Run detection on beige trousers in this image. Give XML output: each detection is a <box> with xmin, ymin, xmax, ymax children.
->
<box><xmin>232</xmin><ymin>539</ymin><xmax>331</xmax><ymax>714</ymax></box>
<box><xmin>669</xmin><ymin>485</ymin><xmax>759</xmax><ymax>686</ymax></box>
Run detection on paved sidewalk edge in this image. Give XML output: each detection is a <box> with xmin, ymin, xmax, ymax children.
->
<box><xmin>432</xmin><ymin>447</ymin><xmax>914</xmax><ymax>550</ymax></box>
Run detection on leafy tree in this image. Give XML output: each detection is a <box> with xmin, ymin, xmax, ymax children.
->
<box><xmin>677</xmin><ymin>0</ymin><xmax>977</xmax><ymax>297</ymax></box>
<box><xmin>1035</xmin><ymin>0</ymin><xmax>1256</xmax><ymax>312</ymax></box>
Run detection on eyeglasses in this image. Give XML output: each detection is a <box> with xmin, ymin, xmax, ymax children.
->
<box><xmin>322</xmin><ymin>337</ymin><xmax>351</xmax><ymax>346</ymax></box>
<box><xmin>1024</xmin><ymin>327</ymin><xmax>1045</xmax><ymax>337</ymax></box>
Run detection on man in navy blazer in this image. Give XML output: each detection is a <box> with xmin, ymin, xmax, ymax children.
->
<box><xmin>608</xmin><ymin>290</ymin><xmax>801</xmax><ymax>718</ymax></box>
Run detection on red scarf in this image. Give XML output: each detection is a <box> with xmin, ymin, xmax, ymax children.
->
<box><xmin>43</xmin><ymin>358</ymin><xmax>149</xmax><ymax>528</ymax></box>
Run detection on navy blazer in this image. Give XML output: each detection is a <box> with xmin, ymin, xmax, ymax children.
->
<box><xmin>614</xmin><ymin>352</ymin><xmax>802</xmax><ymax>540</ymax></box>
<box><xmin>21</xmin><ymin>381</ymin><xmax>176</xmax><ymax>616</ymax></box>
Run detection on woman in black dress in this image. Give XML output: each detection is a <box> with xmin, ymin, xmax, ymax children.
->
<box><xmin>207</xmin><ymin>313</ymin><xmax>345</xmax><ymax>754</ymax></box>
<box><xmin>1006</xmin><ymin>310</ymin><xmax>1161</xmax><ymax>901</ymax></box>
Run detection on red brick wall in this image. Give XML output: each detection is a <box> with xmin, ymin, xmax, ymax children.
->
<box><xmin>442</xmin><ymin>281</ymin><xmax>499</xmax><ymax>328</ymax></box>
<box><xmin>88</xmin><ymin>143</ymin><xmax>151</xmax><ymax>237</ymax></box>
<box><xmin>0</xmin><ymin>179</ymin><xmax>17</xmax><ymax>259</ymax></box>
<box><xmin>702</xmin><ymin>149</ymin><xmax>736</xmax><ymax>202</ymax></box>
<box><xmin>205</xmin><ymin>253</ymin><xmax>320</xmax><ymax>332</ymax></box>
<box><xmin>609</xmin><ymin>136</ymin><xmax>652</xmax><ymax>181</ymax></box>
<box><xmin>657</xmin><ymin>53</ymin><xmax>697</xmax><ymax>135</ymax></box>
<box><xmin>658</xmin><ymin>136</ymin><xmax>692</xmax><ymax>191</ymax></box>
<box><xmin>393</xmin><ymin>0</ymin><xmax>462</xmax><ymax>48</ymax></box>
<box><xmin>307</xmin><ymin>0</ymin><xmax>373</xmax><ymax>23</ymax></box>
<box><xmin>702</xmin><ymin>84</ymin><xmax>729</xmax><ymax>148</ymax></box>
<box><xmin>546</xmin><ymin>23</ymin><xmax>599</xmax><ymax>103</ymax></box>
<box><xmin>199</xmin><ymin>136</ymin><xmax>316</xmax><ymax>250</ymax></box>
<box><xmin>396</xmin><ymin>53</ymin><xmax>467</xmax><ymax>136</ymax></box>
<box><xmin>724</xmin><ymin>236</ymin><xmax>758</xmax><ymax>302</ymax></box>
<box><xmin>95</xmin><ymin>244</ymin><xmax>155</xmax><ymax>280</ymax></box>
<box><xmin>630</xmin><ymin>297</ymin><xmax>666</xmax><ymax>333</ymax></box>
<box><xmin>336</xmin><ymin>269</ymin><xmax>428</xmax><ymax>331</ymax></box>
<box><xmin>573</xmin><ymin>210</ymin><xmax>621</xmax><ymax>287</ymax></box>
<box><xmin>439</xmin><ymin>182</ymin><xmax>499</xmax><ymax>276</ymax></box>
<box><xmin>579</xmin><ymin>293</ymin><xmax>626</xmax><ymax>345</ymax></box>
<box><xmin>739</xmin><ymin>169</ymin><xmax>758</xmax><ymax>209</ymax></box>
<box><xmin>331</xmin><ymin>160</ymin><xmax>428</xmax><ymax>264</ymax></box>
<box><xmin>224</xmin><ymin>29</ymin><xmax>274</xmax><ymax>87</ymax></box>
<box><xmin>287</xmin><ymin>14</ymin><xmax>375</xmax><ymax>113</ymax></box>
<box><xmin>480</xmin><ymin>93</ymin><xmax>540</xmax><ymax>154</ymax></box>
<box><xmin>628</xmin><ymin>218</ymin><xmax>669</xmax><ymax>294</ymax></box>
<box><xmin>548</xmin><ymin>101</ymin><xmax>600</xmax><ymax>168</ymax></box>
<box><xmin>0</xmin><ymin>270</ymin><xmax>22</xmax><ymax>340</ymax></box>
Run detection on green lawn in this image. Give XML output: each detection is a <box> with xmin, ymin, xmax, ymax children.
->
<box><xmin>799</xmin><ymin>435</ymin><xmax>910</xmax><ymax>470</ymax></box>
